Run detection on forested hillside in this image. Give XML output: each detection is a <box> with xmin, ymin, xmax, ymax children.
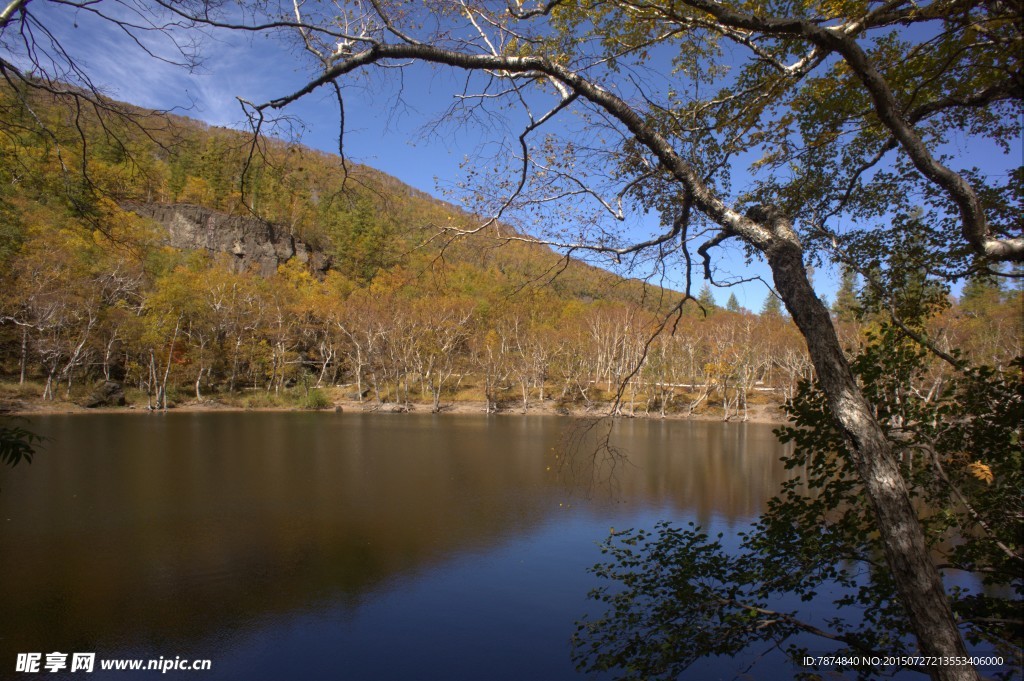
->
<box><xmin>0</xmin><ymin>88</ymin><xmax>1019</xmax><ymax>416</ymax></box>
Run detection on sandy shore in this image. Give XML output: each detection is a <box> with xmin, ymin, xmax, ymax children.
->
<box><xmin>2</xmin><ymin>396</ymin><xmax>788</xmax><ymax>424</ymax></box>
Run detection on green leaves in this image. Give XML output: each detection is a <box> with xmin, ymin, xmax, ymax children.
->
<box><xmin>575</xmin><ymin>522</ymin><xmax>789</xmax><ymax>680</ymax></box>
<box><xmin>575</xmin><ymin>328</ymin><xmax>1023</xmax><ymax>678</ymax></box>
<box><xmin>0</xmin><ymin>424</ymin><xmax>42</xmax><ymax>468</ymax></box>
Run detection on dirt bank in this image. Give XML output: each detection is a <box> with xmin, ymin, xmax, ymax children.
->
<box><xmin>2</xmin><ymin>394</ymin><xmax>787</xmax><ymax>424</ymax></box>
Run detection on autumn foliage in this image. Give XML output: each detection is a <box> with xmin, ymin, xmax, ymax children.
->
<box><xmin>0</xmin><ymin>89</ymin><xmax>1019</xmax><ymax>416</ymax></box>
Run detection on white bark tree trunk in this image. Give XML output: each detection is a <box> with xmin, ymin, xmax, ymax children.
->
<box><xmin>752</xmin><ymin>206</ymin><xmax>976</xmax><ymax>681</ymax></box>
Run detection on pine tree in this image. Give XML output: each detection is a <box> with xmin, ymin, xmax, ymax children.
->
<box><xmin>959</xmin><ymin>271</ymin><xmax>1003</xmax><ymax>318</ymax></box>
<box><xmin>760</xmin><ymin>292</ymin><xmax>783</xmax><ymax>317</ymax></box>
<box><xmin>696</xmin><ymin>283</ymin><xmax>717</xmax><ymax>314</ymax></box>
<box><xmin>832</xmin><ymin>266</ymin><xmax>860</xmax><ymax>322</ymax></box>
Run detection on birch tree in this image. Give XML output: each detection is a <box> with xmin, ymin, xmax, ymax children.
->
<box><xmin>215</xmin><ymin>1</ymin><xmax>1017</xmax><ymax>675</ymax></box>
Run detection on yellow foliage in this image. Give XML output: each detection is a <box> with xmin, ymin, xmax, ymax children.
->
<box><xmin>180</xmin><ymin>176</ymin><xmax>214</xmax><ymax>205</ymax></box>
<box><xmin>968</xmin><ymin>461</ymin><xmax>994</xmax><ymax>485</ymax></box>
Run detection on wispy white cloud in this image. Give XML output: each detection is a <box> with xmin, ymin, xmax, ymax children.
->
<box><xmin>22</xmin><ymin>1</ymin><xmax>313</xmax><ymax>128</ymax></box>
<box><xmin>12</xmin><ymin>2</ymin><xmax>483</xmax><ymax>196</ymax></box>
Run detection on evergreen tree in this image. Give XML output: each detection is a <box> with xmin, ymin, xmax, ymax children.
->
<box><xmin>832</xmin><ymin>266</ymin><xmax>860</xmax><ymax>322</ymax></box>
<box><xmin>725</xmin><ymin>292</ymin><xmax>741</xmax><ymax>313</ymax></box>
<box><xmin>960</xmin><ymin>271</ymin><xmax>1004</xmax><ymax>318</ymax></box>
<box><xmin>696</xmin><ymin>283</ymin><xmax>716</xmax><ymax>313</ymax></box>
<box><xmin>760</xmin><ymin>292</ymin><xmax>783</xmax><ymax>317</ymax></box>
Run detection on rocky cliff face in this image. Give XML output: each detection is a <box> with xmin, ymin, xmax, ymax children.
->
<box><xmin>127</xmin><ymin>203</ymin><xmax>331</xmax><ymax>276</ymax></box>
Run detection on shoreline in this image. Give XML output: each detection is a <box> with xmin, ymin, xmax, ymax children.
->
<box><xmin>2</xmin><ymin>397</ymin><xmax>788</xmax><ymax>425</ymax></box>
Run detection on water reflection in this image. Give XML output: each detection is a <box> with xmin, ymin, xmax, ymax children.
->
<box><xmin>0</xmin><ymin>413</ymin><xmax>790</xmax><ymax>679</ymax></box>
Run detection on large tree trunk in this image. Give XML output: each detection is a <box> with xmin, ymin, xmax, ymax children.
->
<box><xmin>753</xmin><ymin>208</ymin><xmax>976</xmax><ymax>681</ymax></box>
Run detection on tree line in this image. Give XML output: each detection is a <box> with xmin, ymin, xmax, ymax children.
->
<box><xmin>0</xmin><ymin>1</ymin><xmax>1021</xmax><ymax>670</ymax></box>
<box><xmin>0</xmin><ymin>87</ymin><xmax>1014</xmax><ymax>415</ymax></box>
<box><xmin>2</xmin><ymin>204</ymin><xmax>1017</xmax><ymax>416</ymax></box>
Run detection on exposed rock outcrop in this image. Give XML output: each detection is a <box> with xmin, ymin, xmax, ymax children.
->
<box><xmin>127</xmin><ymin>203</ymin><xmax>331</xmax><ymax>276</ymax></box>
<box><xmin>83</xmin><ymin>381</ymin><xmax>126</xmax><ymax>408</ymax></box>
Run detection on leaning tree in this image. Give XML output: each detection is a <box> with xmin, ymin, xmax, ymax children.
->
<box><xmin>2</xmin><ymin>0</ymin><xmax>1021</xmax><ymax>678</ymax></box>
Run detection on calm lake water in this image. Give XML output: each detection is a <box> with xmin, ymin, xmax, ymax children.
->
<box><xmin>1</xmin><ymin>412</ymin><xmax>796</xmax><ymax>679</ymax></box>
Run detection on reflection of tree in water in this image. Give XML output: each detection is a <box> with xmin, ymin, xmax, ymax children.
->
<box><xmin>555</xmin><ymin>417</ymin><xmax>791</xmax><ymax>529</ymax></box>
<box><xmin>0</xmin><ymin>413</ymin><xmax>789</xmax><ymax>659</ymax></box>
<box><xmin>555</xmin><ymin>417</ymin><xmax>632</xmax><ymax>503</ymax></box>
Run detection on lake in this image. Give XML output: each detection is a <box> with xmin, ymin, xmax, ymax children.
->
<box><xmin>1</xmin><ymin>412</ymin><xmax>796</xmax><ymax>679</ymax></box>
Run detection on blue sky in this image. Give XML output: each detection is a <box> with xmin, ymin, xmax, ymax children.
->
<box><xmin>20</xmin><ymin>2</ymin><xmax>1019</xmax><ymax>309</ymax></box>
<box><xmin>17</xmin><ymin>1</ymin><xmax>789</xmax><ymax>309</ymax></box>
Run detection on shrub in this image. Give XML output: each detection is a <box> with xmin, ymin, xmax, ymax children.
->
<box><xmin>302</xmin><ymin>388</ymin><xmax>332</xmax><ymax>410</ymax></box>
